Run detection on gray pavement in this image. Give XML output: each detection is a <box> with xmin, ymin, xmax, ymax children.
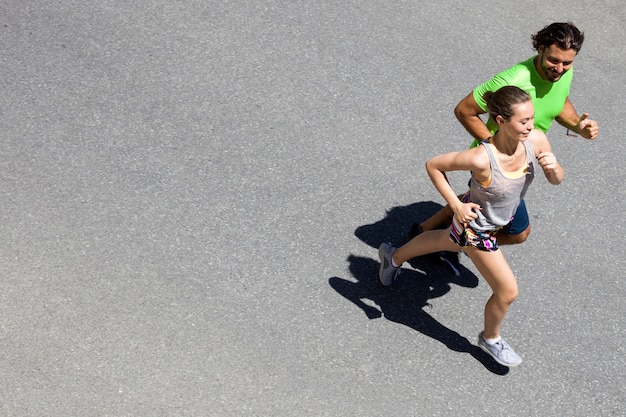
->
<box><xmin>1</xmin><ymin>1</ymin><xmax>624</xmax><ymax>416</ymax></box>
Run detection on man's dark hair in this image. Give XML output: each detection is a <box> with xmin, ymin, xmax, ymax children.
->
<box><xmin>532</xmin><ymin>22</ymin><xmax>585</xmax><ymax>53</ymax></box>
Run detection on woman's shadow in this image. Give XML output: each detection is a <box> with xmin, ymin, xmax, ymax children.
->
<box><xmin>328</xmin><ymin>201</ymin><xmax>509</xmax><ymax>375</ymax></box>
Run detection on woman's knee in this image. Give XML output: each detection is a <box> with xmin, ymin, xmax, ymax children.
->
<box><xmin>497</xmin><ymin>285</ymin><xmax>519</xmax><ymax>305</ymax></box>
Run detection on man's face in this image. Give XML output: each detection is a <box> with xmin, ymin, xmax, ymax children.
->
<box><xmin>536</xmin><ymin>44</ymin><xmax>577</xmax><ymax>82</ymax></box>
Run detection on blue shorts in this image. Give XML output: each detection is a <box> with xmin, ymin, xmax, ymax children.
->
<box><xmin>502</xmin><ymin>199</ymin><xmax>529</xmax><ymax>236</ymax></box>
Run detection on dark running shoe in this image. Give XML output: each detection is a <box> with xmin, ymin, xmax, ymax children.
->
<box><xmin>408</xmin><ymin>223</ymin><xmax>423</xmax><ymax>240</ymax></box>
<box><xmin>438</xmin><ymin>251</ymin><xmax>461</xmax><ymax>277</ymax></box>
<box><xmin>378</xmin><ymin>243</ymin><xmax>400</xmax><ymax>286</ymax></box>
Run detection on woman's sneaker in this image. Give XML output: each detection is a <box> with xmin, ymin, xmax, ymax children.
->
<box><xmin>378</xmin><ymin>243</ymin><xmax>400</xmax><ymax>286</ymax></box>
<box><xmin>478</xmin><ymin>332</ymin><xmax>523</xmax><ymax>367</ymax></box>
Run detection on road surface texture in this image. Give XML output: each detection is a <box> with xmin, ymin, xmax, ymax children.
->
<box><xmin>0</xmin><ymin>1</ymin><xmax>624</xmax><ymax>416</ymax></box>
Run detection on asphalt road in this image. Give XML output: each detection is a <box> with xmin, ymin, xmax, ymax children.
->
<box><xmin>1</xmin><ymin>1</ymin><xmax>624</xmax><ymax>416</ymax></box>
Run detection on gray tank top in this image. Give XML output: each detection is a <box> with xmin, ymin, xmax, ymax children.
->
<box><xmin>468</xmin><ymin>138</ymin><xmax>535</xmax><ymax>232</ymax></box>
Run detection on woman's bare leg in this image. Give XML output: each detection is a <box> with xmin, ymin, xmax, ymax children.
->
<box><xmin>392</xmin><ymin>228</ymin><xmax>461</xmax><ymax>265</ymax></box>
<box><xmin>464</xmin><ymin>247</ymin><xmax>519</xmax><ymax>339</ymax></box>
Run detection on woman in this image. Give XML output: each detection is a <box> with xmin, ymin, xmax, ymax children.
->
<box><xmin>378</xmin><ymin>86</ymin><xmax>564</xmax><ymax>367</ymax></box>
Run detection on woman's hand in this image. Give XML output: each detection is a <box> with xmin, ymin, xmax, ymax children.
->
<box><xmin>537</xmin><ymin>151</ymin><xmax>558</xmax><ymax>173</ymax></box>
<box><xmin>453</xmin><ymin>201</ymin><xmax>481</xmax><ymax>225</ymax></box>
<box><xmin>537</xmin><ymin>150</ymin><xmax>564</xmax><ymax>185</ymax></box>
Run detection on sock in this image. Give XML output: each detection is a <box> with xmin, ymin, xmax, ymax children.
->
<box><xmin>391</xmin><ymin>258</ymin><xmax>400</xmax><ymax>268</ymax></box>
<box><xmin>484</xmin><ymin>335</ymin><xmax>502</xmax><ymax>345</ymax></box>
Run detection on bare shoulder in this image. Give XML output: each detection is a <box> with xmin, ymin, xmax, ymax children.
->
<box><xmin>458</xmin><ymin>143</ymin><xmax>490</xmax><ymax>170</ymax></box>
<box><xmin>528</xmin><ymin>129</ymin><xmax>551</xmax><ymax>154</ymax></box>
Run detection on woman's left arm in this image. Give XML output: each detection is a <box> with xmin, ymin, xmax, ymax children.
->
<box><xmin>530</xmin><ymin>130</ymin><xmax>565</xmax><ymax>185</ymax></box>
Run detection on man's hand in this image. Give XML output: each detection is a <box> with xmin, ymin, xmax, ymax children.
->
<box><xmin>578</xmin><ymin>113</ymin><xmax>599</xmax><ymax>140</ymax></box>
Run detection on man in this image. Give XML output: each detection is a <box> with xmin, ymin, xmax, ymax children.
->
<box><xmin>411</xmin><ymin>22</ymin><xmax>599</xmax><ymax>248</ymax></box>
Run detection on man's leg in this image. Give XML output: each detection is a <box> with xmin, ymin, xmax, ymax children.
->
<box><xmin>409</xmin><ymin>193</ymin><xmax>463</xmax><ymax>239</ymax></box>
<box><xmin>418</xmin><ymin>204</ymin><xmax>454</xmax><ymax>232</ymax></box>
<box><xmin>494</xmin><ymin>225</ymin><xmax>530</xmax><ymax>245</ymax></box>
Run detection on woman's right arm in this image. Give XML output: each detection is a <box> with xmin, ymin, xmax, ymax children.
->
<box><xmin>425</xmin><ymin>148</ymin><xmax>487</xmax><ymax>222</ymax></box>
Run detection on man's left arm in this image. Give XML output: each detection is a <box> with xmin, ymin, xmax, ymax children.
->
<box><xmin>555</xmin><ymin>97</ymin><xmax>599</xmax><ymax>139</ymax></box>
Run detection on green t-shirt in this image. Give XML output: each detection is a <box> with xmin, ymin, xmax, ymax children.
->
<box><xmin>471</xmin><ymin>56</ymin><xmax>573</xmax><ymax>146</ymax></box>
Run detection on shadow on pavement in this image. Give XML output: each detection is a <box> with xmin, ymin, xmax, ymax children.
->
<box><xmin>329</xmin><ymin>202</ymin><xmax>509</xmax><ymax>375</ymax></box>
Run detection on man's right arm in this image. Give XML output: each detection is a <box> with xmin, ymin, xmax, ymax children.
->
<box><xmin>454</xmin><ymin>92</ymin><xmax>493</xmax><ymax>143</ymax></box>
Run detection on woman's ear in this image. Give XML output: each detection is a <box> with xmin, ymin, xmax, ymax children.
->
<box><xmin>496</xmin><ymin>115</ymin><xmax>505</xmax><ymax>125</ymax></box>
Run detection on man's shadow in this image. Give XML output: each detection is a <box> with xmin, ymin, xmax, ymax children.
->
<box><xmin>329</xmin><ymin>201</ymin><xmax>509</xmax><ymax>375</ymax></box>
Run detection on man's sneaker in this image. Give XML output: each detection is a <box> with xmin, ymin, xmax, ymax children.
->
<box><xmin>378</xmin><ymin>243</ymin><xmax>400</xmax><ymax>286</ymax></box>
<box><xmin>478</xmin><ymin>332</ymin><xmax>523</xmax><ymax>367</ymax></box>
<box><xmin>408</xmin><ymin>223</ymin><xmax>423</xmax><ymax>240</ymax></box>
<box><xmin>439</xmin><ymin>251</ymin><xmax>461</xmax><ymax>277</ymax></box>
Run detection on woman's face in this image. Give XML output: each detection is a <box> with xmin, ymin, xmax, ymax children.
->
<box><xmin>501</xmin><ymin>100</ymin><xmax>534</xmax><ymax>141</ymax></box>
